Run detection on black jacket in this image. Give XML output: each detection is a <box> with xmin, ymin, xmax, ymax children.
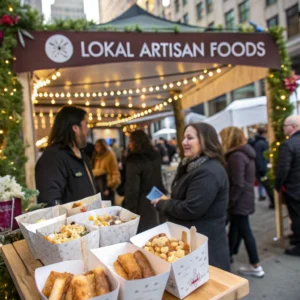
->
<box><xmin>36</xmin><ymin>144</ymin><xmax>97</xmax><ymax>207</ymax></box>
<box><xmin>252</xmin><ymin>135</ymin><xmax>268</xmax><ymax>177</ymax></box>
<box><xmin>275</xmin><ymin>131</ymin><xmax>300</xmax><ymax>200</ymax></box>
<box><xmin>123</xmin><ymin>150</ymin><xmax>166</xmax><ymax>233</ymax></box>
<box><xmin>156</xmin><ymin>159</ymin><xmax>230</xmax><ymax>271</ymax></box>
<box><xmin>226</xmin><ymin>144</ymin><xmax>256</xmax><ymax>216</ymax></box>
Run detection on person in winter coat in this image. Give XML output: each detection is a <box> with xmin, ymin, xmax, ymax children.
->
<box><xmin>36</xmin><ymin>106</ymin><xmax>97</xmax><ymax>207</ymax></box>
<box><xmin>152</xmin><ymin>123</ymin><xmax>230</xmax><ymax>271</ymax></box>
<box><xmin>275</xmin><ymin>115</ymin><xmax>300</xmax><ymax>257</ymax></box>
<box><xmin>122</xmin><ymin>130</ymin><xmax>166</xmax><ymax>233</ymax></box>
<box><xmin>251</xmin><ymin>128</ymin><xmax>274</xmax><ymax>208</ymax></box>
<box><xmin>220</xmin><ymin>126</ymin><xmax>265</xmax><ymax>278</ymax></box>
<box><xmin>92</xmin><ymin>139</ymin><xmax>120</xmax><ymax>204</ymax></box>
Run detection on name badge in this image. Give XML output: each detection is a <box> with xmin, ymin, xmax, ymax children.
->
<box><xmin>75</xmin><ymin>171</ymin><xmax>83</xmax><ymax>177</ymax></box>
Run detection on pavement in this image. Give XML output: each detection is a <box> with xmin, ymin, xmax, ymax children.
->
<box><xmin>231</xmin><ymin>194</ymin><xmax>300</xmax><ymax>300</ymax></box>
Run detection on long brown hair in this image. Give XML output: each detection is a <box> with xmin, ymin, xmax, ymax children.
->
<box><xmin>48</xmin><ymin>106</ymin><xmax>86</xmax><ymax>147</ymax></box>
<box><xmin>219</xmin><ymin>126</ymin><xmax>246</xmax><ymax>153</ymax></box>
<box><xmin>129</xmin><ymin>130</ymin><xmax>156</xmax><ymax>155</ymax></box>
<box><xmin>186</xmin><ymin>123</ymin><xmax>225</xmax><ymax>165</ymax></box>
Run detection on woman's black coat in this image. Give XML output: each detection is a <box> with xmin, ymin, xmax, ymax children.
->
<box><xmin>123</xmin><ymin>150</ymin><xmax>166</xmax><ymax>233</ymax></box>
<box><xmin>156</xmin><ymin>159</ymin><xmax>231</xmax><ymax>271</ymax></box>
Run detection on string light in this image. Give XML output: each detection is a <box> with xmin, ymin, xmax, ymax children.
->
<box><xmin>101</xmin><ymin>100</ymin><xmax>106</xmax><ymax>107</ymax></box>
<box><xmin>68</xmin><ymin>100</ymin><xmax>72</xmax><ymax>105</ymax></box>
<box><xmin>85</xmin><ymin>101</ymin><xmax>90</xmax><ymax>106</ymax></box>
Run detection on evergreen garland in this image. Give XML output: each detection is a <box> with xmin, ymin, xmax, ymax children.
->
<box><xmin>267</xmin><ymin>27</ymin><xmax>294</xmax><ymax>182</ymax></box>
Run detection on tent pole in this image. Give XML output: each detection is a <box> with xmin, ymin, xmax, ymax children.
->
<box><xmin>171</xmin><ymin>93</ymin><xmax>184</xmax><ymax>158</ymax></box>
<box><xmin>265</xmin><ymin>79</ymin><xmax>284</xmax><ymax>247</ymax></box>
<box><xmin>18</xmin><ymin>72</ymin><xmax>37</xmax><ymax>201</ymax></box>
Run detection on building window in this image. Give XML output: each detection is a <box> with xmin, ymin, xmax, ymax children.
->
<box><xmin>232</xmin><ymin>83</ymin><xmax>255</xmax><ymax>101</ymax></box>
<box><xmin>266</xmin><ymin>0</ymin><xmax>276</xmax><ymax>6</ymax></box>
<box><xmin>225</xmin><ymin>9</ymin><xmax>235</xmax><ymax>28</ymax></box>
<box><xmin>206</xmin><ymin>0</ymin><xmax>213</xmax><ymax>14</ymax></box>
<box><xmin>183</xmin><ymin>13</ymin><xmax>189</xmax><ymax>23</ymax></box>
<box><xmin>175</xmin><ymin>0</ymin><xmax>180</xmax><ymax>13</ymax></box>
<box><xmin>183</xmin><ymin>0</ymin><xmax>187</xmax><ymax>6</ymax></box>
<box><xmin>196</xmin><ymin>2</ymin><xmax>203</xmax><ymax>20</ymax></box>
<box><xmin>208</xmin><ymin>94</ymin><xmax>227</xmax><ymax>116</ymax></box>
<box><xmin>286</xmin><ymin>5</ymin><xmax>300</xmax><ymax>38</ymax></box>
<box><xmin>267</xmin><ymin>15</ymin><xmax>278</xmax><ymax>27</ymax></box>
<box><xmin>157</xmin><ymin>0</ymin><xmax>160</xmax><ymax>6</ymax></box>
<box><xmin>239</xmin><ymin>0</ymin><xmax>250</xmax><ymax>23</ymax></box>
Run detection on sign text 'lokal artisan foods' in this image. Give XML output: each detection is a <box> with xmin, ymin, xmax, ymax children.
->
<box><xmin>13</xmin><ymin>31</ymin><xmax>280</xmax><ymax>73</ymax></box>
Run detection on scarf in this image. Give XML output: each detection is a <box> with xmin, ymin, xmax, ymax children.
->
<box><xmin>173</xmin><ymin>155</ymin><xmax>209</xmax><ymax>187</ymax></box>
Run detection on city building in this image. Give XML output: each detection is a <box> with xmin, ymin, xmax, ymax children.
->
<box><xmin>145</xmin><ymin>0</ymin><xmax>300</xmax><ymax>116</ymax></box>
<box><xmin>22</xmin><ymin>0</ymin><xmax>42</xmax><ymax>14</ymax></box>
<box><xmin>99</xmin><ymin>0</ymin><xmax>136</xmax><ymax>23</ymax></box>
<box><xmin>51</xmin><ymin>0</ymin><xmax>86</xmax><ymax>21</ymax></box>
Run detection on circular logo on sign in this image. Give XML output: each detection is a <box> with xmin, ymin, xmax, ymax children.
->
<box><xmin>45</xmin><ymin>34</ymin><xmax>73</xmax><ymax>63</ymax></box>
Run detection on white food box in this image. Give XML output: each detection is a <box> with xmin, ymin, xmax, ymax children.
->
<box><xmin>90</xmin><ymin>242</ymin><xmax>171</xmax><ymax>300</ymax></box>
<box><xmin>35</xmin><ymin>218</ymin><xmax>99</xmax><ymax>265</ymax></box>
<box><xmin>130</xmin><ymin>222</ymin><xmax>209</xmax><ymax>299</ymax></box>
<box><xmin>35</xmin><ymin>259</ymin><xmax>120</xmax><ymax>300</ymax></box>
<box><xmin>101</xmin><ymin>200</ymin><xmax>112</xmax><ymax>208</ymax></box>
<box><xmin>58</xmin><ymin>193</ymin><xmax>102</xmax><ymax>216</ymax></box>
<box><xmin>15</xmin><ymin>207</ymin><xmax>63</xmax><ymax>259</ymax></box>
<box><xmin>67</xmin><ymin>206</ymin><xmax>140</xmax><ymax>247</ymax></box>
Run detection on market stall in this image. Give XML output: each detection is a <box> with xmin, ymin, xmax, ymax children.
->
<box><xmin>0</xmin><ymin>4</ymin><xmax>294</xmax><ymax>298</ymax></box>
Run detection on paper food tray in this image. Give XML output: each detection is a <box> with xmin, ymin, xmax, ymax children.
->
<box><xmin>90</xmin><ymin>242</ymin><xmax>171</xmax><ymax>300</ymax></box>
<box><xmin>35</xmin><ymin>259</ymin><xmax>119</xmax><ymax>300</ymax></box>
<box><xmin>130</xmin><ymin>222</ymin><xmax>209</xmax><ymax>299</ymax></box>
<box><xmin>58</xmin><ymin>193</ymin><xmax>102</xmax><ymax>216</ymax></box>
<box><xmin>67</xmin><ymin>206</ymin><xmax>140</xmax><ymax>247</ymax></box>
<box><xmin>15</xmin><ymin>206</ymin><xmax>63</xmax><ymax>259</ymax></box>
<box><xmin>35</xmin><ymin>218</ymin><xmax>99</xmax><ymax>265</ymax></box>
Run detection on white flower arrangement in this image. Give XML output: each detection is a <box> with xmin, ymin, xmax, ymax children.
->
<box><xmin>0</xmin><ymin>175</ymin><xmax>25</xmax><ymax>202</ymax></box>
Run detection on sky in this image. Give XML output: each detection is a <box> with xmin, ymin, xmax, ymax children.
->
<box><xmin>41</xmin><ymin>0</ymin><xmax>100</xmax><ymax>23</ymax></box>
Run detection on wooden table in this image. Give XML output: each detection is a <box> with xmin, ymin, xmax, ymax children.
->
<box><xmin>2</xmin><ymin>240</ymin><xmax>249</xmax><ymax>300</ymax></box>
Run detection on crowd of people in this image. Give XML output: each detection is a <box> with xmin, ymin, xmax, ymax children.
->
<box><xmin>35</xmin><ymin>106</ymin><xmax>300</xmax><ymax>278</ymax></box>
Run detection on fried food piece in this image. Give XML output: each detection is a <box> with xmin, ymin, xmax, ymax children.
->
<box><xmin>117</xmin><ymin>253</ymin><xmax>142</xmax><ymax>280</ymax></box>
<box><xmin>42</xmin><ymin>271</ymin><xmax>73</xmax><ymax>298</ymax></box>
<box><xmin>133</xmin><ymin>251</ymin><xmax>155</xmax><ymax>278</ymax></box>
<box><xmin>72</xmin><ymin>202</ymin><xmax>82</xmax><ymax>208</ymax></box>
<box><xmin>65</xmin><ymin>277</ymin><xmax>75</xmax><ymax>300</ymax></box>
<box><xmin>113</xmin><ymin>260</ymin><xmax>129</xmax><ymax>280</ymax></box>
<box><xmin>85</xmin><ymin>273</ymin><xmax>97</xmax><ymax>298</ymax></box>
<box><xmin>49</xmin><ymin>277</ymin><xmax>66</xmax><ymax>300</ymax></box>
<box><xmin>94</xmin><ymin>267</ymin><xmax>111</xmax><ymax>295</ymax></box>
<box><xmin>72</xmin><ymin>275</ymin><xmax>89</xmax><ymax>300</ymax></box>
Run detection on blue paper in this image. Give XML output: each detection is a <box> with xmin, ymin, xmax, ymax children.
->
<box><xmin>146</xmin><ymin>186</ymin><xmax>164</xmax><ymax>201</ymax></box>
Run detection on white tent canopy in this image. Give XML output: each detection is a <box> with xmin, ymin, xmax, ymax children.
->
<box><xmin>153</xmin><ymin>128</ymin><xmax>177</xmax><ymax>137</ymax></box>
<box><xmin>204</xmin><ymin>96</ymin><xmax>267</xmax><ymax>133</ymax></box>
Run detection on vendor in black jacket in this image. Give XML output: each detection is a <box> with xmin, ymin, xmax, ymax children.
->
<box><xmin>35</xmin><ymin>106</ymin><xmax>97</xmax><ymax>207</ymax></box>
<box><xmin>275</xmin><ymin>115</ymin><xmax>300</xmax><ymax>257</ymax></box>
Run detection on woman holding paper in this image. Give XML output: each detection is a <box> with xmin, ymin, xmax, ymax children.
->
<box><xmin>152</xmin><ymin>123</ymin><xmax>230</xmax><ymax>271</ymax></box>
<box><xmin>123</xmin><ymin>130</ymin><xmax>166</xmax><ymax>233</ymax></box>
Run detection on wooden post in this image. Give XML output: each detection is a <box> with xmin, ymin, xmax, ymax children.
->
<box><xmin>18</xmin><ymin>72</ymin><xmax>37</xmax><ymax>199</ymax></box>
<box><xmin>265</xmin><ymin>80</ymin><xmax>284</xmax><ymax>247</ymax></box>
<box><xmin>172</xmin><ymin>95</ymin><xmax>184</xmax><ymax>158</ymax></box>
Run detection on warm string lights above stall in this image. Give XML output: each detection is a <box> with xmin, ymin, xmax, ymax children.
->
<box><xmin>94</xmin><ymin>93</ymin><xmax>183</xmax><ymax>127</ymax></box>
<box><xmin>35</xmin><ymin>65</ymin><xmax>228</xmax><ymax>107</ymax></box>
<box><xmin>32</xmin><ymin>69</ymin><xmax>62</xmax><ymax>103</ymax></box>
